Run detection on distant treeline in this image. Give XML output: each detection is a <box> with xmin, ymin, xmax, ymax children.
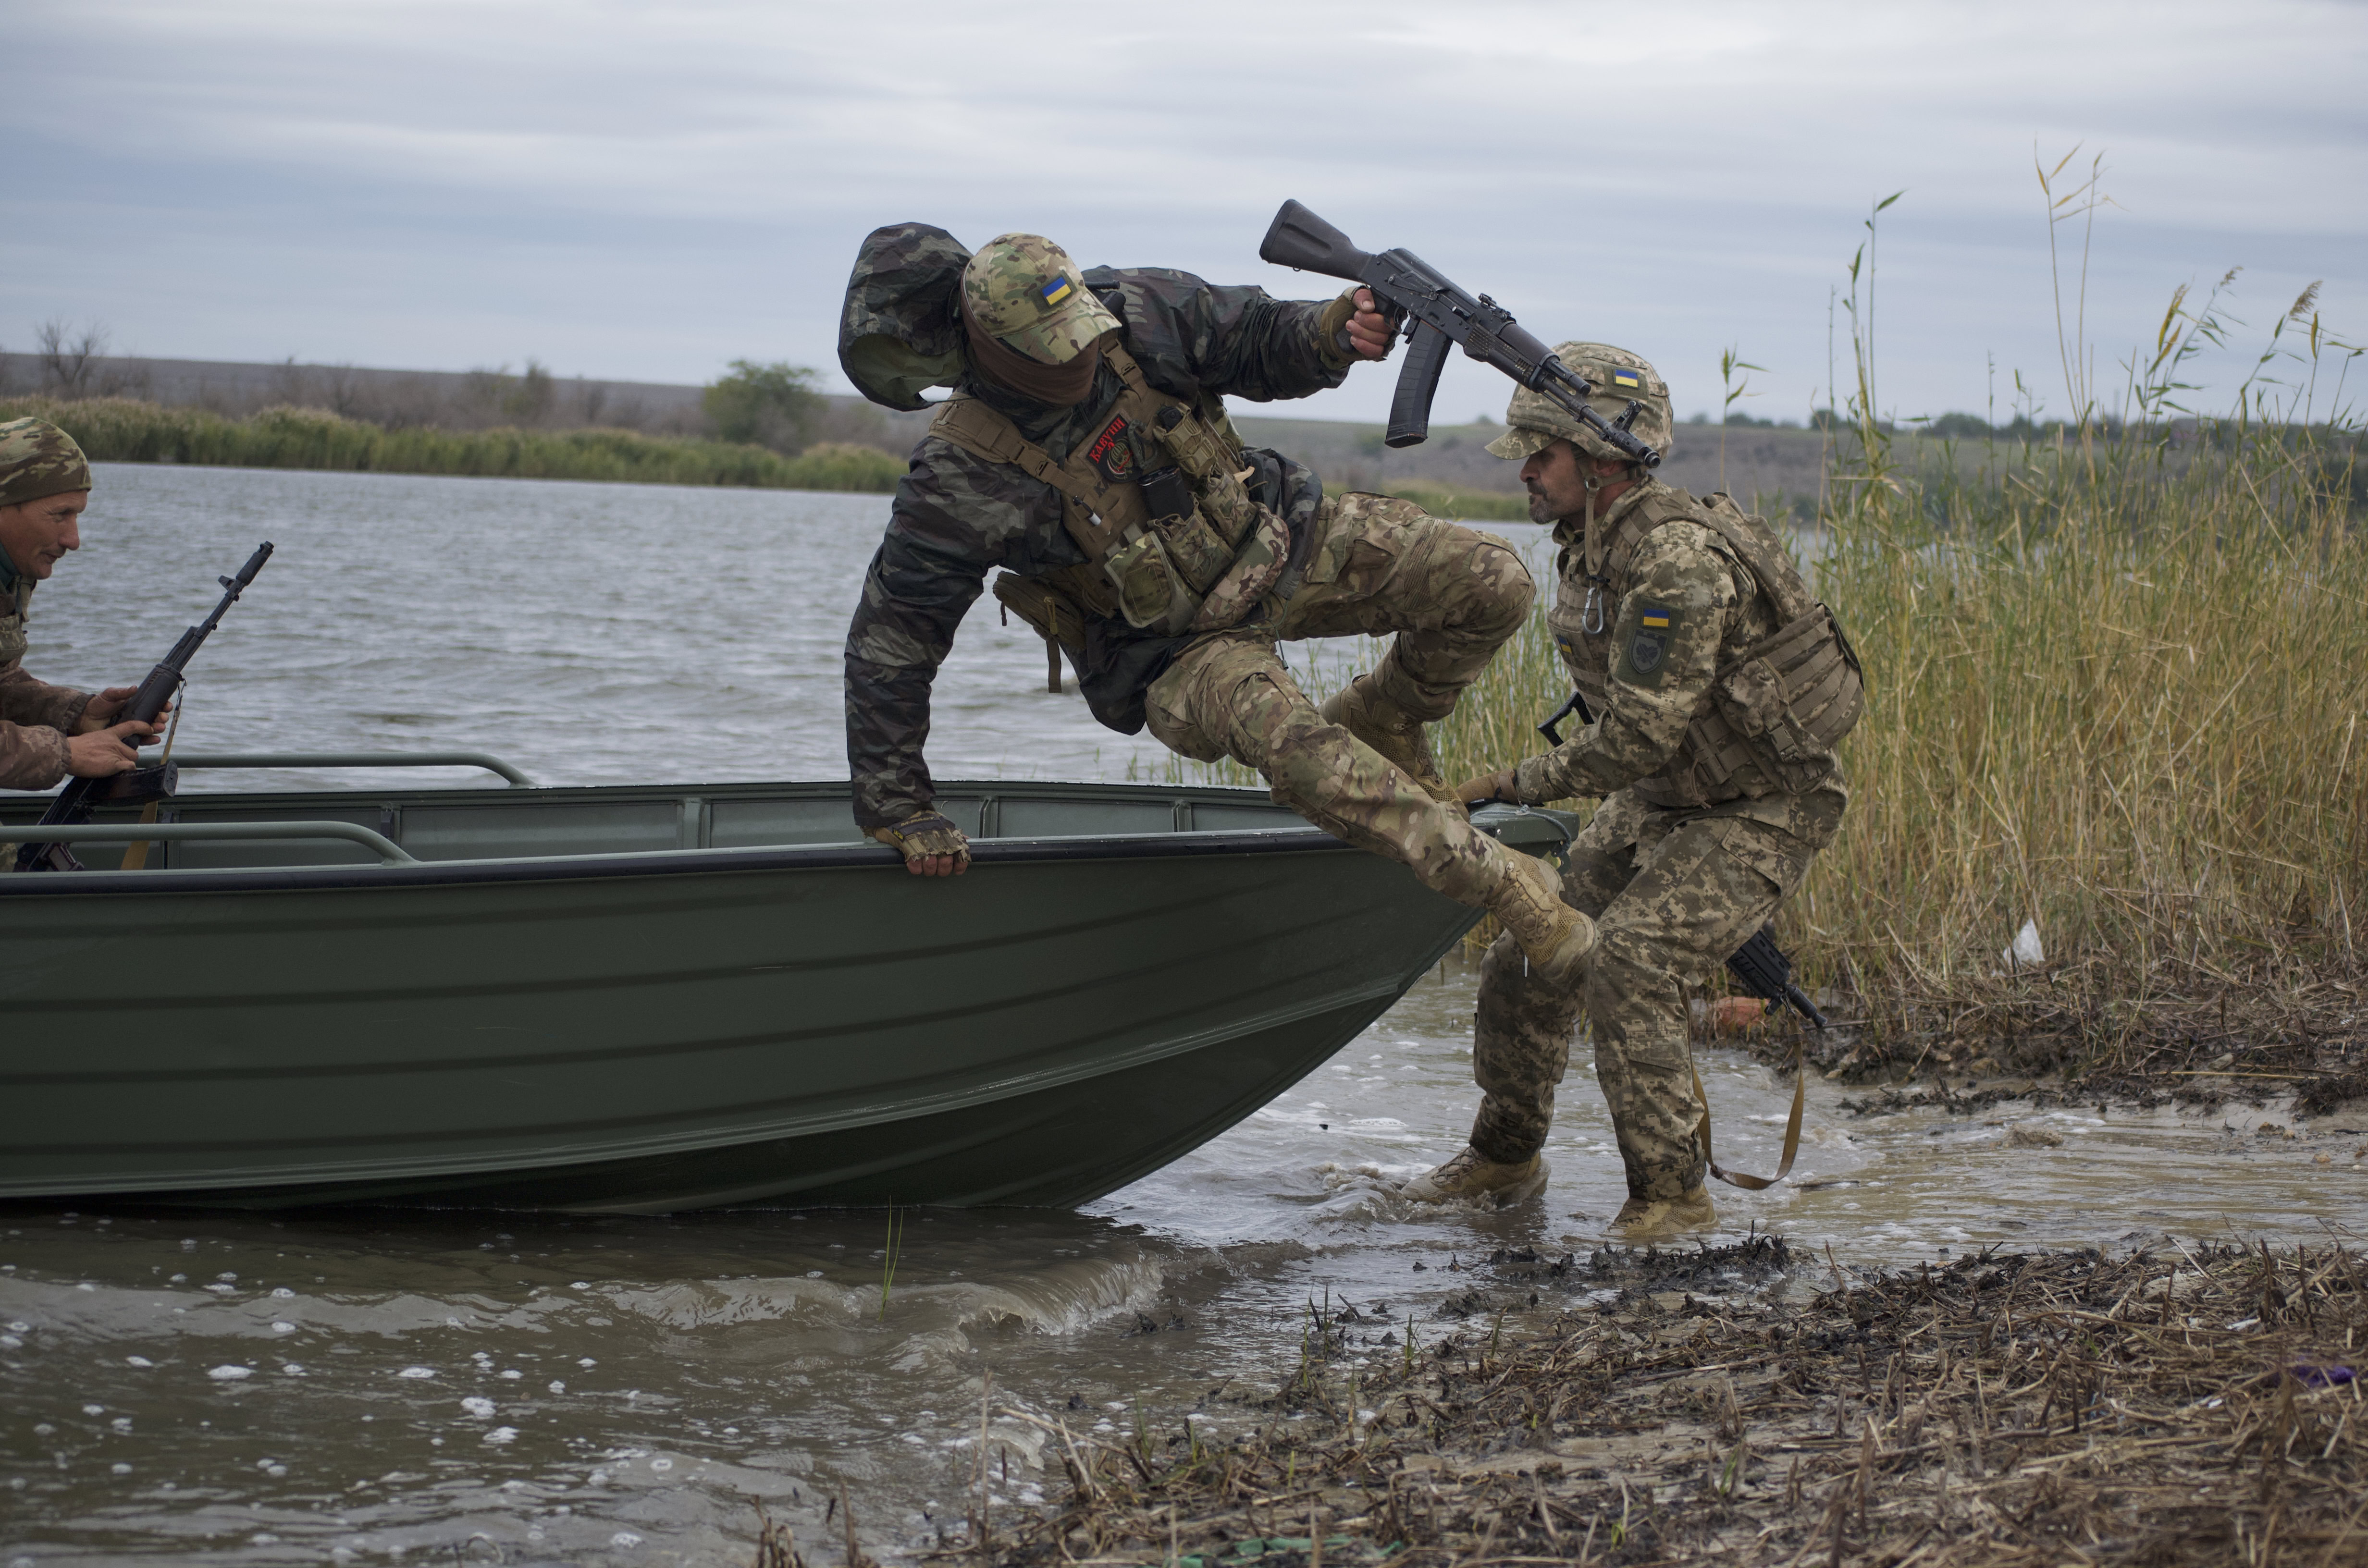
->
<box><xmin>0</xmin><ymin>397</ymin><xmax>908</xmax><ymax>494</ymax></box>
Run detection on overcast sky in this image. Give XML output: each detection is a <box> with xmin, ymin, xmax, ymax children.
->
<box><xmin>6</xmin><ymin>0</ymin><xmax>2364</xmax><ymax>429</ymax></box>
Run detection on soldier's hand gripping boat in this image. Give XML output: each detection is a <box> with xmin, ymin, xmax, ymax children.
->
<box><xmin>0</xmin><ymin>761</ymin><xmax>1572</xmax><ymax>1212</ymax></box>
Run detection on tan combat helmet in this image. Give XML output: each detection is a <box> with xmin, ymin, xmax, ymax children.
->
<box><xmin>0</xmin><ymin>417</ymin><xmax>93</xmax><ymax>509</ymax></box>
<box><xmin>962</xmin><ymin>233</ymin><xmax>1122</xmax><ymax>364</ymax></box>
<box><xmin>1485</xmin><ymin>343</ymin><xmax>1673</xmax><ymax>466</ymax></box>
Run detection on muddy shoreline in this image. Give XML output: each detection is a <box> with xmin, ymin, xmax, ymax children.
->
<box><xmin>940</xmin><ymin>1237</ymin><xmax>2365</xmax><ymax>1568</ymax></box>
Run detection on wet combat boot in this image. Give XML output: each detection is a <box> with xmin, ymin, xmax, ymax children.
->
<box><xmin>1486</xmin><ymin>845</ymin><xmax>1596</xmax><ymax>992</ymax></box>
<box><xmin>1605</xmin><ymin>1186</ymin><xmax>1718</xmax><ymax>1242</ymax></box>
<box><xmin>1400</xmin><ymin>1147</ymin><xmax>1550</xmax><ymax>1206</ymax></box>
<box><xmin>1321</xmin><ymin>674</ymin><xmax>1461</xmax><ymax>807</ymax></box>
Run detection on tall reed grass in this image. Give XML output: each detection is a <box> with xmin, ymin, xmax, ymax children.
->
<box><xmin>1159</xmin><ymin>172</ymin><xmax>2368</xmax><ymax>1073</ymax></box>
<box><xmin>0</xmin><ymin>396</ymin><xmax>906</xmax><ymax>493</ymax></box>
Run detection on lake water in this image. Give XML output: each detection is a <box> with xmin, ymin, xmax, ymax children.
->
<box><xmin>2</xmin><ymin>466</ymin><xmax>2356</xmax><ymax>1567</ymax></box>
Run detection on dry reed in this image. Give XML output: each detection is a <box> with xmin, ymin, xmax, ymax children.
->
<box><xmin>956</xmin><ymin>1237</ymin><xmax>2368</xmax><ymax>1568</ymax></box>
<box><xmin>1167</xmin><ymin>183</ymin><xmax>2368</xmax><ymax>1090</ymax></box>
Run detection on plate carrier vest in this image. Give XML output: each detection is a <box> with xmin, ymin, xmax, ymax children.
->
<box><xmin>1551</xmin><ymin>487</ymin><xmax>1865</xmax><ymax>804</ymax></box>
<box><xmin>927</xmin><ymin>343</ymin><xmax>1291</xmax><ymax>642</ymax></box>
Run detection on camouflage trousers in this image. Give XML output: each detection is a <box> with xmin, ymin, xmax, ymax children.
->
<box><xmin>1469</xmin><ymin>783</ymin><xmax>1845</xmax><ymax>1200</ymax></box>
<box><xmin>1145</xmin><ymin>492</ymin><xmax>1534</xmax><ymax>910</ymax></box>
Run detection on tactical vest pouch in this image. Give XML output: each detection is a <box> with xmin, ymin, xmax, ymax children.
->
<box><xmin>1137</xmin><ymin>470</ymin><xmax>1235</xmax><ymax>594</ymax></box>
<box><xmin>992</xmin><ymin>570</ymin><xmax>1088</xmax><ymax>649</ymax></box>
<box><xmin>1105</xmin><ymin>526</ymin><xmax>1198</xmax><ymax>631</ymax></box>
<box><xmin>1691</xmin><ymin>603</ymin><xmax>1865</xmax><ymax>793</ymax></box>
<box><xmin>1184</xmin><ymin>505</ymin><xmax>1291</xmax><ymax>633</ymax></box>
<box><xmin>926</xmin><ymin>343</ymin><xmax>1273</xmax><ymax>639</ymax></box>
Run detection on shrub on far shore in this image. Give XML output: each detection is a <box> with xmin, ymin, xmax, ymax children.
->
<box><xmin>1332</xmin><ymin>478</ymin><xmax>1532</xmax><ymax>522</ymax></box>
<box><xmin>0</xmin><ymin>396</ymin><xmax>907</xmax><ymax>494</ymax></box>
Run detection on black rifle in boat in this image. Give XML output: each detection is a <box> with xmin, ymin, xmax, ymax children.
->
<box><xmin>15</xmin><ymin>542</ymin><xmax>273</xmax><ymax>873</ymax></box>
<box><xmin>1257</xmin><ymin>199</ymin><xmax>1665</xmax><ymax>462</ymax></box>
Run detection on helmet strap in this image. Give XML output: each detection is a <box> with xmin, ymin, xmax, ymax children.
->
<box><xmin>1579</xmin><ymin>468</ymin><xmax>1610</xmax><ymax>634</ymax></box>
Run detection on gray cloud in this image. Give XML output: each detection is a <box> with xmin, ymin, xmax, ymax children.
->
<box><xmin>4</xmin><ymin>0</ymin><xmax>2360</xmax><ymax>427</ymax></box>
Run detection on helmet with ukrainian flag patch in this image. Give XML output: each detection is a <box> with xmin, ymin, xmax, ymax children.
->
<box><xmin>1485</xmin><ymin>342</ymin><xmax>1673</xmax><ymax>466</ymax></box>
<box><xmin>961</xmin><ymin>233</ymin><xmax>1121</xmax><ymax>365</ymax></box>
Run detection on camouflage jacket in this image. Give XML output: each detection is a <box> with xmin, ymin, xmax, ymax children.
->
<box><xmin>1513</xmin><ymin>478</ymin><xmax>1842</xmax><ymax>820</ymax></box>
<box><xmin>844</xmin><ymin>267</ymin><xmax>1349</xmax><ymax>830</ymax></box>
<box><xmin>0</xmin><ymin>577</ymin><xmax>90</xmax><ymax>792</ymax></box>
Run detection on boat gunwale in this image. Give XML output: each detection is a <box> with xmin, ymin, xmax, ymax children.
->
<box><xmin>0</xmin><ymin>776</ymin><xmax>1363</xmax><ymax>896</ymax></box>
<box><xmin>0</xmin><ymin>823</ymin><xmax>1354</xmax><ymax>897</ymax></box>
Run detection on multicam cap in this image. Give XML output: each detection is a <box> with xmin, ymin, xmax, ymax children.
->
<box><xmin>1485</xmin><ymin>343</ymin><xmax>1674</xmax><ymax>466</ymax></box>
<box><xmin>962</xmin><ymin>233</ymin><xmax>1121</xmax><ymax>365</ymax></box>
<box><xmin>0</xmin><ymin>417</ymin><xmax>92</xmax><ymax>509</ymax></box>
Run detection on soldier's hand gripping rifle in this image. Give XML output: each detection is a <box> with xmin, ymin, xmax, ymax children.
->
<box><xmin>1726</xmin><ymin>923</ymin><xmax>1829</xmax><ymax>1031</ymax></box>
<box><xmin>1258</xmin><ymin>199</ymin><xmax>1665</xmax><ymax>463</ymax></box>
<box><xmin>14</xmin><ymin>541</ymin><xmax>273</xmax><ymax>873</ymax></box>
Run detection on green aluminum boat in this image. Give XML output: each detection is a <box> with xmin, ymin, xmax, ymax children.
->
<box><xmin>0</xmin><ymin>759</ymin><xmax>1572</xmax><ymax>1213</ymax></box>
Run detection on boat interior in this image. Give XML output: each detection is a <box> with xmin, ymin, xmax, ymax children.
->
<box><xmin>0</xmin><ymin>751</ymin><xmax>1317</xmax><ymax>872</ymax></box>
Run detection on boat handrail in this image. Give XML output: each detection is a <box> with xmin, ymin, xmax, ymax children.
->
<box><xmin>19</xmin><ymin>821</ymin><xmax>418</xmax><ymax>865</ymax></box>
<box><xmin>170</xmin><ymin>751</ymin><xmax>536</xmax><ymax>786</ymax></box>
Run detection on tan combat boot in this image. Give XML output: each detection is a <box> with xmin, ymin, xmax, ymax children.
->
<box><xmin>1400</xmin><ymin>1147</ymin><xmax>1550</xmax><ymax>1206</ymax></box>
<box><xmin>1487</xmin><ymin>845</ymin><xmax>1597</xmax><ymax>992</ymax></box>
<box><xmin>1321</xmin><ymin>674</ymin><xmax>1462</xmax><ymax>808</ymax></box>
<box><xmin>1604</xmin><ymin>1186</ymin><xmax>1718</xmax><ymax>1242</ymax></box>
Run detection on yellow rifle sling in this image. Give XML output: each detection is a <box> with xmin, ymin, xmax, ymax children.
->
<box><xmin>1694</xmin><ymin>1030</ymin><xmax>1806</xmax><ymax>1191</ymax></box>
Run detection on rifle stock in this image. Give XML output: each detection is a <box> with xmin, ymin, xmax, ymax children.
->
<box><xmin>1257</xmin><ymin>200</ymin><xmax>1373</xmax><ymax>280</ymax></box>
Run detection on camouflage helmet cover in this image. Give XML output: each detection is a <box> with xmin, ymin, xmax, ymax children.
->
<box><xmin>962</xmin><ymin>233</ymin><xmax>1122</xmax><ymax>365</ymax></box>
<box><xmin>1485</xmin><ymin>342</ymin><xmax>1674</xmax><ymax>466</ymax></box>
<box><xmin>0</xmin><ymin>417</ymin><xmax>92</xmax><ymax>509</ymax></box>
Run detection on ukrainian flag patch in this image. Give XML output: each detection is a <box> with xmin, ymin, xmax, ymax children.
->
<box><xmin>1038</xmin><ymin>276</ymin><xmax>1075</xmax><ymax>308</ymax></box>
<box><xmin>1610</xmin><ymin>368</ymin><xmax>1643</xmax><ymax>391</ymax></box>
<box><xmin>1640</xmin><ymin>606</ymin><xmax>1671</xmax><ymax>628</ymax></box>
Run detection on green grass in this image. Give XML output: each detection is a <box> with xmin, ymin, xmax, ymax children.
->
<box><xmin>1</xmin><ymin>395</ymin><xmax>907</xmax><ymax>493</ymax></box>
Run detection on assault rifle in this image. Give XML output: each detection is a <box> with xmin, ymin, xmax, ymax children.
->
<box><xmin>15</xmin><ymin>542</ymin><xmax>273</xmax><ymax>873</ymax></box>
<box><xmin>1258</xmin><ymin>199</ymin><xmax>1664</xmax><ymax>464</ymax></box>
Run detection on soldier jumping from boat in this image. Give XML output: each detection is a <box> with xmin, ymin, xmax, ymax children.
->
<box><xmin>837</xmin><ymin>227</ymin><xmax>1593</xmax><ymax>987</ymax></box>
<box><xmin>0</xmin><ymin>418</ymin><xmax>164</xmax><ymax>799</ymax></box>
<box><xmin>1400</xmin><ymin>345</ymin><xmax>1863</xmax><ymax>1241</ymax></box>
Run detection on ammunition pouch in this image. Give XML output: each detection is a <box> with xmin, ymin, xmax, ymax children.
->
<box><xmin>930</xmin><ymin>342</ymin><xmax>1283</xmax><ymax>641</ymax></box>
<box><xmin>1685</xmin><ymin>603</ymin><xmax>1864</xmax><ymax>794</ymax></box>
<box><xmin>992</xmin><ymin>570</ymin><xmax>1092</xmax><ymax>650</ymax></box>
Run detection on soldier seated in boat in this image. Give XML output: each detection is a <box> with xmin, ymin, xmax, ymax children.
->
<box><xmin>837</xmin><ymin>228</ymin><xmax>1594</xmax><ymax>986</ymax></box>
<box><xmin>1402</xmin><ymin>346</ymin><xmax>1862</xmax><ymax>1242</ymax></box>
<box><xmin>0</xmin><ymin>418</ymin><xmax>160</xmax><ymax>798</ymax></box>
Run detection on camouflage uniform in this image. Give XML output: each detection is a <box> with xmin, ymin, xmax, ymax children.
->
<box><xmin>839</xmin><ymin>226</ymin><xmax>1539</xmax><ymax>918</ymax></box>
<box><xmin>1465</xmin><ymin>347</ymin><xmax>1851</xmax><ymax>1202</ymax></box>
<box><xmin>0</xmin><ymin>418</ymin><xmax>94</xmax><ymax>791</ymax></box>
<box><xmin>1144</xmin><ymin>492</ymin><xmax>1533</xmax><ymax>909</ymax></box>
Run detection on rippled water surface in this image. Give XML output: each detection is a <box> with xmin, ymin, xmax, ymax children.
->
<box><xmin>4</xmin><ymin>467</ymin><xmax>2360</xmax><ymax>1565</ymax></box>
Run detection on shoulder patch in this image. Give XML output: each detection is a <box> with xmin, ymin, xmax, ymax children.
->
<box><xmin>1618</xmin><ymin>601</ymin><xmax>1680</xmax><ymax>686</ymax></box>
<box><xmin>1085</xmin><ymin>415</ymin><xmax>1135</xmax><ymax>484</ymax></box>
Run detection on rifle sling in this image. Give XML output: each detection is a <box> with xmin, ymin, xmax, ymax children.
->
<box><xmin>1693</xmin><ymin>1030</ymin><xmax>1806</xmax><ymax>1192</ymax></box>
